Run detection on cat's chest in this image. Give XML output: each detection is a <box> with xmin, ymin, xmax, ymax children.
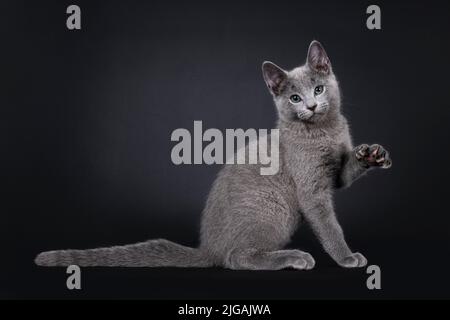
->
<box><xmin>284</xmin><ymin>136</ymin><xmax>345</xmax><ymax>181</ymax></box>
<box><xmin>290</xmin><ymin>136</ymin><xmax>342</xmax><ymax>161</ymax></box>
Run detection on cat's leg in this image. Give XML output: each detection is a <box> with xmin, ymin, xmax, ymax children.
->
<box><xmin>219</xmin><ymin>186</ymin><xmax>315</xmax><ymax>271</ymax></box>
<box><xmin>338</xmin><ymin>144</ymin><xmax>392</xmax><ymax>188</ymax></box>
<box><xmin>222</xmin><ymin>214</ymin><xmax>315</xmax><ymax>270</ymax></box>
<box><xmin>226</xmin><ymin>248</ymin><xmax>315</xmax><ymax>270</ymax></box>
<box><xmin>303</xmin><ymin>196</ymin><xmax>367</xmax><ymax>268</ymax></box>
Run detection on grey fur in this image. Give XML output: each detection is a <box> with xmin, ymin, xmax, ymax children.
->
<box><xmin>35</xmin><ymin>40</ymin><xmax>391</xmax><ymax>270</ymax></box>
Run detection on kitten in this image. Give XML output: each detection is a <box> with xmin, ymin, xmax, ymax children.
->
<box><xmin>35</xmin><ymin>40</ymin><xmax>391</xmax><ymax>270</ymax></box>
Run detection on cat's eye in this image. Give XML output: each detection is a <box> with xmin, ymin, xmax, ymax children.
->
<box><xmin>290</xmin><ymin>94</ymin><xmax>302</xmax><ymax>104</ymax></box>
<box><xmin>314</xmin><ymin>85</ymin><xmax>324</xmax><ymax>95</ymax></box>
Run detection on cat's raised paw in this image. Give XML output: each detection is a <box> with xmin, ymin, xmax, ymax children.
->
<box><xmin>338</xmin><ymin>252</ymin><xmax>367</xmax><ymax>268</ymax></box>
<box><xmin>355</xmin><ymin>144</ymin><xmax>392</xmax><ymax>169</ymax></box>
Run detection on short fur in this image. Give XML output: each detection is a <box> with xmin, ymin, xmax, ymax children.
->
<box><xmin>35</xmin><ymin>41</ymin><xmax>391</xmax><ymax>270</ymax></box>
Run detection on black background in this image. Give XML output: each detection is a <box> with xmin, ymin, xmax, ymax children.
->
<box><xmin>2</xmin><ymin>0</ymin><xmax>450</xmax><ymax>299</ymax></box>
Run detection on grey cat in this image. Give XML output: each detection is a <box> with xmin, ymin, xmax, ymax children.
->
<box><xmin>35</xmin><ymin>40</ymin><xmax>391</xmax><ymax>270</ymax></box>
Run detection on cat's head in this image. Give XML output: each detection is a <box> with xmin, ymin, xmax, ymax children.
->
<box><xmin>262</xmin><ymin>40</ymin><xmax>341</xmax><ymax>124</ymax></box>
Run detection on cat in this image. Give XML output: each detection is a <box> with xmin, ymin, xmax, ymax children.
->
<box><xmin>35</xmin><ymin>40</ymin><xmax>391</xmax><ymax>270</ymax></box>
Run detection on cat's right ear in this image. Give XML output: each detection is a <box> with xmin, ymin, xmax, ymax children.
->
<box><xmin>262</xmin><ymin>61</ymin><xmax>288</xmax><ymax>96</ymax></box>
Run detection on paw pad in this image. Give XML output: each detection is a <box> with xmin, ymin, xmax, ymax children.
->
<box><xmin>355</xmin><ymin>144</ymin><xmax>391</xmax><ymax>169</ymax></box>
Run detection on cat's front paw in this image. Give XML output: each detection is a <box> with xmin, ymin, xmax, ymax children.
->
<box><xmin>355</xmin><ymin>144</ymin><xmax>392</xmax><ymax>169</ymax></box>
<box><xmin>338</xmin><ymin>252</ymin><xmax>368</xmax><ymax>268</ymax></box>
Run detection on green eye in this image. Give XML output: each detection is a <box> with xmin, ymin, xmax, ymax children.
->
<box><xmin>314</xmin><ymin>85</ymin><xmax>324</xmax><ymax>95</ymax></box>
<box><xmin>290</xmin><ymin>94</ymin><xmax>302</xmax><ymax>103</ymax></box>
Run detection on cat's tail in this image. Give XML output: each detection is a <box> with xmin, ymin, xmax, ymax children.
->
<box><xmin>34</xmin><ymin>239</ymin><xmax>212</xmax><ymax>267</ymax></box>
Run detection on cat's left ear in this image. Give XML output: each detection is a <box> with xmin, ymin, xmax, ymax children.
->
<box><xmin>307</xmin><ymin>40</ymin><xmax>332</xmax><ymax>74</ymax></box>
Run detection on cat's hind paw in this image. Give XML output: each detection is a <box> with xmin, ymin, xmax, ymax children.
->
<box><xmin>290</xmin><ymin>251</ymin><xmax>316</xmax><ymax>270</ymax></box>
<box><xmin>355</xmin><ymin>144</ymin><xmax>392</xmax><ymax>169</ymax></box>
<box><xmin>338</xmin><ymin>252</ymin><xmax>368</xmax><ymax>268</ymax></box>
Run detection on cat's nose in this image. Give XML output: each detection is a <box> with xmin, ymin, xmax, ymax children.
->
<box><xmin>307</xmin><ymin>104</ymin><xmax>317</xmax><ymax>111</ymax></box>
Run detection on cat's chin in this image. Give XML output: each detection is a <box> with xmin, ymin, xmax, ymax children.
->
<box><xmin>296</xmin><ymin>113</ymin><xmax>320</xmax><ymax>124</ymax></box>
<box><xmin>282</xmin><ymin>112</ymin><xmax>324</xmax><ymax>125</ymax></box>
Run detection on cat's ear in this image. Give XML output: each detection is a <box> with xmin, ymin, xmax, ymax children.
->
<box><xmin>262</xmin><ymin>61</ymin><xmax>288</xmax><ymax>96</ymax></box>
<box><xmin>307</xmin><ymin>40</ymin><xmax>331</xmax><ymax>74</ymax></box>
